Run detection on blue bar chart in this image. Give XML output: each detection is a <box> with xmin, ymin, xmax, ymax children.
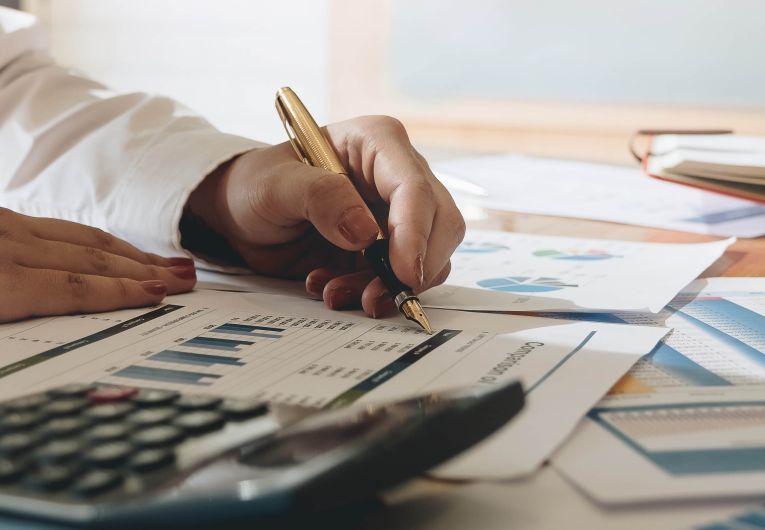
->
<box><xmin>106</xmin><ymin>321</ymin><xmax>287</xmax><ymax>388</ymax></box>
<box><xmin>112</xmin><ymin>365</ymin><xmax>222</xmax><ymax>386</ymax></box>
<box><xmin>148</xmin><ymin>350</ymin><xmax>244</xmax><ymax>367</ymax></box>
<box><xmin>182</xmin><ymin>336</ymin><xmax>253</xmax><ymax>351</ymax></box>
<box><xmin>672</xmin><ymin>297</ymin><xmax>765</xmax><ymax>369</ymax></box>
<box><xmin>214</xmin><ymin>323</ymin><xmax>284</xmax><ymax>339</ymax></box>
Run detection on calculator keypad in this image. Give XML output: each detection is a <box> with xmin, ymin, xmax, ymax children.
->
<box><xmin>0</xmin><ymin>384</ymin><xmax>270</xmax><ymax>502</ymax></box>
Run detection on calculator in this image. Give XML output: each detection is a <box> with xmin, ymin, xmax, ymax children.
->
<box><xmin>0</xmin><ymin>381</ymin><xmax>524</xmax><ymax>529</ymax></box>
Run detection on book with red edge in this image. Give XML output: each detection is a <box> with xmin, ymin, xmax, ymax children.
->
<box><xmin>643</xmin><ymin>134</ymin><xmax>765</xmax><ymax>204</ymax></box>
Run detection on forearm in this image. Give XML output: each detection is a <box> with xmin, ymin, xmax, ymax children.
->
<box><xmin>0</xmin><ymin>7</ymin><xmax>262</xmax><ymax>257</ymax></box>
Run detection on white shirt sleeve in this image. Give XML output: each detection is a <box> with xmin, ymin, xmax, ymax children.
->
<box><xmin>0</xmin><ymin>7</ymin><xmax>264</xmax><ymax>257</ymax></box>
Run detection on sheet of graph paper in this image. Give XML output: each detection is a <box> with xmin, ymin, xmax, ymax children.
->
<box><xmin>420</xmin><ymin>229</ymin><xmax>733</xmax><ymax>313</ymax></box>
<box><xmin>0</xmin><ymin>289</ymin><xmax>664</xmax><ymax>479</ymax></box>
<box><xmin>433</xmin><ymin>154</ymin><xmax>765</xmax><ymax>238</ymax></box>
<box><xmin>552</xmin><ymin>278</ymin><xmax>765</xmax><ymax>502</ymax></box>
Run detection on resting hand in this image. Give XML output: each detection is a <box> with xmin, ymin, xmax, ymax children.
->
<box><xmin>186</xmin><ymin>116</ymin><xmax>465</xmax><ymax>317</ymax></box>
<box><xmin>0</xmin><ymin>209</ymin><xmax>196</xmax><ymax>322</ymax></box>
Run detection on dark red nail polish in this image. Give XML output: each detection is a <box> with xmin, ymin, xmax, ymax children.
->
<box><xmin>142</xmin><ymin>280</ymin><xmax>167</xmax><ymax>296</ymax></box>
<box><xmin>170</xmin><ymin>265</ymin><xmax>196</xmax><ymax>280</ymax></box>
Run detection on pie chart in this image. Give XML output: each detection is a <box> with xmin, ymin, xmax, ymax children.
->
<box><xmin>533</xmin><ymin>249</ymin><xmax>618</xmax><ymax>261</ymax></box>
<box><xmin>456</xmin><ymin>242</ymin><xmax>509</xmax><ymax>254</ymax></box>
<box><xmin>476</xmin><ymin>276</ymin><xmax>578</xmax><ymax>293</ymax></box>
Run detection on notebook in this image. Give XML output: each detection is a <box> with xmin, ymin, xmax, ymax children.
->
<box><xmin>645</xmin><ymin>134</ymin><xmax>765</xmax><ymax>203</ymax></box>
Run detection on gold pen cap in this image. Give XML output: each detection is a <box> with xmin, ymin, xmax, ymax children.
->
<box><xmin>275</xmin><ymin>87</ymin><xmax>346</xmax><ymax>175</ymax></box>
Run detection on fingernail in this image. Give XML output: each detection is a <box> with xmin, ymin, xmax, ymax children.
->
<box><xmin>170</xmin><ymin>265</ymin><xmax>196</xmax><ymax>280</ymax></box>
<box><xmin>306</xmin><ymin>274</ymin><xmax>330</xmax><ymax>297</ymax></box>
<box><xmin>338</xmin><ymin>206</ymin><xmax>378</xmax><ymax>245</ymax></box>
<box><xmin>142</xmin><ymin>280</ymin><xmax>167</xmax><ymax>296</ymax></box>
<box><xmin>326</xmin><ymin>287</ymin><xmax>355</xmax><ymax>309</ymax></box>
<box><xmin>371</xmin><ymin>290</ymin><xmax>394</xmax><ymax>319</ymax></box>
<box><xmin>415</xmin><ymin>254</ymin><xmax>425</xmax><ymax>288</ymax></box>
<box><xmin>167</xmin><ymin>257</ymin><xmax>195</xmax><ymax>267</ymax></box>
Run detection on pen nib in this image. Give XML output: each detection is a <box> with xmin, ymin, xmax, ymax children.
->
<box><xmin>401</xmin><ymin>299</ymin><xmax>433</xmax><ymax>335</ymax></box>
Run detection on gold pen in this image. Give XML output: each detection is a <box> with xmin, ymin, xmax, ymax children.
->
<box><xmin>275</xmin><ymin>87</ymin><xmax>433</xmax><ymax>334</ymax></box>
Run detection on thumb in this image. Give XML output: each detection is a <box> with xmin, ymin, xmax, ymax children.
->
<box><xmin>270</xmin><ymin>161</ymin><xmax>380</xmax><ymax>251</ymax></box>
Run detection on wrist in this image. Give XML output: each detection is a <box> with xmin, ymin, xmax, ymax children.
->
<box><xmin>181</xmin><ymin>156</ymin><xmax>242</xmax><ymax>262</ymax></box>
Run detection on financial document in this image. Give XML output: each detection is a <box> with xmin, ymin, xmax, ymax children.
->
<box><xmin>0</xmin><ymin>289</ymin><xmax>665</xmax><ymax>479</ymax></box>
<box><xmin>421</xmin><ymin>229</ymin><xmax>733</xmax><ymax>313</ymax></box>
<box><xmin>434</xmin><ymin>154</ymin><xmax>765</xmax><ymax>238</ymax></box>
<box><xmin>552</xmin><ymin>278</ymin><xmax>765</xmax><ymax>502</ymax></box>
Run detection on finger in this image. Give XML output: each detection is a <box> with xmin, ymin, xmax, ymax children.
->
<box><xmin>21</xmin><ymin>214</ymin><xmax>184</xmax><ymax>266</ymax></box>
<box><xmin>237</xmin><ymin>230</ymin><xmax>356</xmax><ymax>280</ymax></box>
<box><xmin>322</xmin><ymin>270</ymin><xmax>377</xmax><ymax>310</ymax></box>
<box><xmin>305</xmin><ymin>267</ymin><xmax>348</xmax><ymax>298</ymax></box>
<box><xmin>418</xmin><ymin>202</ymin><xmax>464</xmax><ymax>288</ymax></box>
<box><xmin>360</xmin><ymin>277</ymin><xmax>397</xmax><ymax>319</ymax></box>
<box><xmin>0</xmin><ymin>266</ymin><xmax>167</xmax><ymax>322</ymax></box>
<box><xmin>426</xmin><ymin>260</ymin><xmax>452</xmax><ymax>290</ymax></box>
<box><xmin>386</xmin><ymin>180</ymin><xmax>437</xmax><ymax>289</ymax></box>
<box><xmin>258</xmin><ymin>146</ymin><xmax>380</xmax><ymax>251</ymax></box>
<box><xmin>327</xmin><ymin>118</ymin><xmax>446</xmax><ymax>290</ymax></box>
<box><xmin>10</xmin><ymin>239</ymin><xmax>196</xmax><ymax>295</ymax></box>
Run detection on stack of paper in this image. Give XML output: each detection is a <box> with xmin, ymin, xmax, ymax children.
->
<box><xmin>647</xmin><ymin>135</ymin><xmax>765</xmax><ymax>203</ymax></box>
<box><xmin>553</xmin><ymin>277</ymin><xmax>765</xmax><ymax>503</ymax></box>
<box><xmin>433</xmin><ymin>153</ymin><xmax>765</xmax><ymax>237</ymax></box>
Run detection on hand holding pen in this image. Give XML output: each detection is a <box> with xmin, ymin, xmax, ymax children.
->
<box><xmin>184</xmin><ymin>93</ymin><xmax>465</xmax><ymax>323</ymax></box>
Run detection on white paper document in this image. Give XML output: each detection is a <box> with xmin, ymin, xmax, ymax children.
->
<box><xmin>0</xmin><ymin>289</ymin><xmax>665</xmax><ymax>479</ymax></box>
<box><xmin>364</xmin><ymin>467</ymin><xmax>753</xmax><ymax>530</ymax></box>
<box><xmin>552</xmin><ymin>278</ymin><xmax>765</xmax><ymax>502</ymax></box>
<box><xmin>196</xmin><ymin>268</ymin><xmax>307</xmax><ymax>297</ymax></box>
<box><xmin>433</xmin><ymin>154</ymin><xmax>765</xmax><ymax>238</ymax></box>
<box><xmin>421</xmin><ymin>229</ymin><xmax>733</xmax><ymax>313</ymax></box>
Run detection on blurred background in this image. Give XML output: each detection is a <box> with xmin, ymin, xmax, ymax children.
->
<box><xmin>13</xmin><ymin>0</ymin><xmax>765</xmax><ymax>163</ymax></box>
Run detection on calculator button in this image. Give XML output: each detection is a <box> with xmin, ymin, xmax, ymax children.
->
<box><xmin>0</xmin><ymin>411</ymin><xmax>46</xmax><ymax>433</ymax></box>
<box><xmin>85</xmin><ymin>441</ymin><xmax>134</xmax><ymax>468</ymax></box>
<box><xmin>25</xmin><ymin>465</ymin><xmax>79</xmax><ymax>491</ymax></box>
<box><xmin>35</xmin><ymin>439</ymin><xmax>82</xmax><ymax>464</ymax></box>
<box><xmin>0</xmin><ymin>432</ymin><xmax>42</xmax><ymax>456</ymax></box>
<box><xmin>129</xmin><ymin>448</ymin><xmax>175</xmax><ymax>473</ymax></box>
<box><xmin>221</xmin><ymin>398</ymin><xmax>269</xmax><ymax>421</ymax></box>
<box><xmin>84</xmin><ymin>403</ymin><xmax>135</xmax><ymax>422</ymax></box>
<box><xmin>87</xmin><ymin>386</ymin><xmax>138</xmax><ymax>403</ymax></box>
<box><xmin>176</xmin><ymin>394</ymin><xmax>222</xmax><ymax>411</ymax></box>
<box><xmin>133</xmin><ymin>426</ymin><xmax>184</xmax><ymax>448</ymax></box>
<box><xmin>174</xmin><ymin>411</ymin><xmax>225</xmax><ymax>435</ymax></box>
<box><xmin>41</xmin><ymin>398</ymin><xmax>89</xmax><ymax>417</ymax></box>
<box><xmin>41</xmin><ymin>417</ymin><xmax>92</xmax><ymax>439</ymax></box>
<box><xmin>0</xmin><ymin>458</ymin><xmax>25</xmax><ymax>483</ymax></box>
<box><xmin>48</xmin><ymin>383</ymin><xmax>96</xmax><ymax>399</ymax></box>
<box><xmin>84</xmin><ymin>423</ymin><xmax>131</xmax><ymax>444</ymax></box>
<box><xmin>5</xmin><ymin>394</ymin><xmax>49</xmax><ymax>412</ymax></box>
<box><xmin>73</xmin><ymin>469</ymin><xmax>123</xmax><ymax>497</ymax></box>
<box><xmin>132</xmin><ymin>389</ymin><xmax>179</xmax><ymax>407</ymax></box>
<box><xmin>127</xmin><ymin>407</ymin><xmax>177</xmax><ymax>428</ymax></box>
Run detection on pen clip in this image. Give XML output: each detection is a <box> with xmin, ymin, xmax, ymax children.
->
<box><xmin>275</xmin><ymin>98</ymin><xmax>310</xmax><ymax>165</ymax></box>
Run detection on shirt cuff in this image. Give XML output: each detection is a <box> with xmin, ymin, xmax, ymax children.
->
<box><xmin>109</xmin><ymin>127</ymin><xmax>265</xmax><ymax>263</ymax></box>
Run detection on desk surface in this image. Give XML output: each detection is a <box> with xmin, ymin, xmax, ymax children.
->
<box><xmin>364</xmin><ymin>198</ymin><xmax>765</xmax><ymax>530</ymax></box>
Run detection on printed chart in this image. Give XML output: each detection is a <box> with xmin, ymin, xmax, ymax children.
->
<box><xmin>422</xmin><ymin>229</ymin><xmax>732</xmax><ymax>312</ymax></box>
<box><xmin>532</xmin><ymin>248</ymin><xmax>620</xmax><ymax>261</ymax></box>
<box><xmin>456</xmin><ymin>241</ymin><xmax>509</xmax><ymax>253</ymax></box>
<box><xmin>553</xmin><ymin>278</ymin><xmax>765</xmax><ymax>502</ymax></box>
<box><xmin>477</xmin><ymin>276</ymin><xmax>577</xmax><ymax>293</ymax></box>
